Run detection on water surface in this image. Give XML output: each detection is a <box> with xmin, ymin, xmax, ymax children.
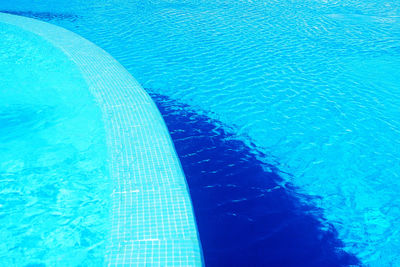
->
<box><xmin>1</xmin><ymin>0</ymin><xmax>400</xmax><ymax>265</ymax></box>
<box><xmin>0</xmin><ymin>22</ymin><xmax>109</xmax><ymax>266</ymax></box>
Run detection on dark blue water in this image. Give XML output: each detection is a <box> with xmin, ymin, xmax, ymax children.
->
<box><xmin>151</xmin><ymin>92</ymin><xmax>359</xmax><ymax>267</ymax></box>
<box><xmin>0</xmin><ymin>10</ymin><xmax>78</xmax><ymax>22</ymax></box>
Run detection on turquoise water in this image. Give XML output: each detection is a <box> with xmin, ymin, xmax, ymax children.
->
<box><xmin>1</xmin><ymin>0</ymin><xmax>400</xmax><ymax>265</ymax></box>
<box><xmin>0</xmin><ymin>23</ymin><xmax>109</xmax><ymax>265</ymax></box>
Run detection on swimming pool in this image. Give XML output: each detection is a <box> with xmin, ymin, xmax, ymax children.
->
<box><xmin>1</xmin><ymin>0</ymin><xmax>400</xmax><ymax>265</ymax></box>
<box><xmin>0</xmin><ymin>13</ymin><xmax>202</xmax><ymax>266</ymax></box>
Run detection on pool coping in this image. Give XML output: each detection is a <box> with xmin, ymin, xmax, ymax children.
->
<box><xmin>0</xmin><ymin>12</ymin><xmax>203</xmax><ymax>266</ymax></box>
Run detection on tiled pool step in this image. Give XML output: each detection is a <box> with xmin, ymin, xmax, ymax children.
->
<box><xmin>0</xmin><ymin>12</ymin><xmax>203</xmax><ymax>266</ymax></box>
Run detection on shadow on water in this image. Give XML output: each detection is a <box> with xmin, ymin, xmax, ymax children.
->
<box><xmin>150</xmin><ymin>92</ymin><xmax>360</xmax><ymax>267</ymax></box>
<box><xmin>0</xmin><ymin>10</ymin><xmax>78</xmax><ymax>22</ymax></box>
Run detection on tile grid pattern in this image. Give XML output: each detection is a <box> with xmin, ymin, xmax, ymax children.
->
<box><xmin>0</xmin><ymin>13</ymin><xmax>203</xmax><ymax>266</ymax></box>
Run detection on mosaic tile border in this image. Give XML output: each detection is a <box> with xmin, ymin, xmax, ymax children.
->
<box><xmin>0</xmin><ymin>12</ymin><xmax>203</xmax><ymax>266</ymax></box>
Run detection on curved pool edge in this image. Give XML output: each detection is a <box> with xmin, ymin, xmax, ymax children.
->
<box><xmin>0</xmin><ymin>12</ymin><xmax>203</xmax><ymax>266</ymax></box>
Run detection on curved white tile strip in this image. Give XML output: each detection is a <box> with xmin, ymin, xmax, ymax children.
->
<box><xmin>0</xmin><ymin>12</ymin><xmax>203</xmax><ymax>266</ymax></box>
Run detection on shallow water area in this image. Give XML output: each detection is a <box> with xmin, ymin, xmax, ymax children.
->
<box><xmin>0</xmin><ymin>22</ymin><xmax>109</xmax><ymax>266</ymax></box>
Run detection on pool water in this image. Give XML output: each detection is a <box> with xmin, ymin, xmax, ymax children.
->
<box><xmin>151</xmin><ymin>92</ymin><xmax>359</xmax><ymax>266</ymax></box>
<box><xmin>0</xmin><ymin>23</ymin><xmax>109</xmax><ymax>265</ymax></box>
<box><xmin>1</xmin><ymin>0</ymin><xmax>400</xmax><ymax>265</ymax></box>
